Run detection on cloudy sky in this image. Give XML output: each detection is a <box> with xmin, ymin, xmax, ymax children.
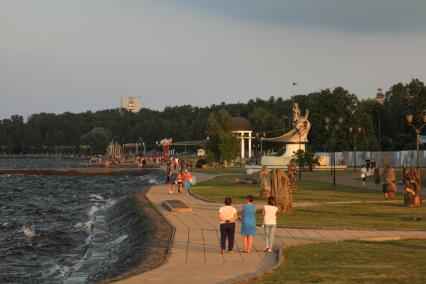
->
<box><xmin>1</xmin><ymin>0</ymin><xmax>426</xmax><ymax>119</ymax></box>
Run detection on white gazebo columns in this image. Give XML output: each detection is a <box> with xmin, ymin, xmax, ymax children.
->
<box><xmin>235</xmin><ymin>130</ymin><xmax>253</xmax><ymax>159</ymax></box>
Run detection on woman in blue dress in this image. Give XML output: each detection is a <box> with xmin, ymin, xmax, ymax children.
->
<box><xmin>241</xmin><ymin>195</ymin><xmax>257</xmax><ymax>253</ymax></box>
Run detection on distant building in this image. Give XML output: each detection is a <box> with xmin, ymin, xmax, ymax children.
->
<box><xmin>121</xmin><ymin>97</ymin><xmax>141</xmax><ymax>113</ymax></box>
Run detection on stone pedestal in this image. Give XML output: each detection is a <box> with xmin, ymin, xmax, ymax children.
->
<box><xmin>261</xmin><ymin>143</ymin><xmax>305</xmax><ymax>168</ymax></box>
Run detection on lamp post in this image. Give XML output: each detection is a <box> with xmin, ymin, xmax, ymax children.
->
<box><xmin>406</xmin><ymin>112</ymin><xmax>426</xmax><ymax>168</ymax></box>
<box><xmin>376</xmin><ymin>89</ymin><xmax>384</xmax><ymax>166</ymax></box>
<box><xmin>256</xmin><ymin>132</ymin><xmax>266</xmax><ymax>156</ymax></box>
<box><xmin>298</xmin><ymin>120</ymin><xmax>308</xmax><ymax>181</ymax></box>
<box><xmin>254</xmin><ymin>133</ymin><xmax>263</xmax><ymax>165</ymax></box>
<box><xmin>348</xmin><ymin>127</ymin><xmax>363</xmax><ymax>171</ymax></box>
<box><xmin>325</xmin><ymin>116</ymin><xmax>343</xmax><ymax>186</ymax></box>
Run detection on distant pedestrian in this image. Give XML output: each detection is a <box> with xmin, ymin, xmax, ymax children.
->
<box><xmin>183</xmin><ymin>169</ymin><xmax>191</xmax><ymax>195</ymax></box>
<box><xmin>176</xmin><ymin>170</ymin><xmax>184</xmax><ymax>193</ymax></box>
<box><xmin>374</xmin><ymin>164</ymin><xmax>381</xmax><ymax>185</ymax></box>
<box><xmin>361</xmin><ymin>165</ymin><xmax>367</xmax><ymax>186</ymax></box>
<box><xmin>166</xmin><ymin>164</ymin><xmax>174</xmax><ymax>194</ymax></box>
<box><xmin>241</xmin><ymin>195</ymin><xmax>257</xmax><ymax>253</ymax></box>
<box><xmin>263</xmin><ymin>197</ymin><xmax>278</xmax><ymax>253</ymax></box>
<box><xmin>218</xmin><ymin>197</ymin><xmax>238</xmax><ymax>254</ymax></box>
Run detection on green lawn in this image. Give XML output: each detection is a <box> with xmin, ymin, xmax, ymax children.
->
<box><xmin>192</xmin><ymin>174</ymin><xmax>387</xmax><ymax>204</ymax></box>
<box><xmin>191</xmin><ymin>167</ymin><xmax>247</xmax><ymax>175</ymax></box>
<box><xmin>257</xmin><ymin>239</ymin><xmax>426</xmax><ymax>284</ymax></box>
<box><xmin>256</xmin><ymin>202</ymin><xmax>426</xmax><ymax>230</ymax></box>
<box><xmin>191</xmin><ymin>174</ymin><xmax>260</xmax><ymax>203</ymax></box>
<box><xmin>193</xmin><ymin>173</ymin><xmax>426</xmax><ymax>230</ymax></box>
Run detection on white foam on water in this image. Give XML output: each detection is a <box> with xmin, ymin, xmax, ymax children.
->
<box><xmin>20</xmin><ymin>226</ymin><xmax>38</xmax><ymax>238</ymax></box>
<box><xmin>61</xmin><ymin>265</ymin><xmax>72</xmax><ymax>277</ymax></box>
<box><xmin>45</xmin><ymin>263</ymin><xmax>73</xmax><ymax>279</ymax></box>
<box><xmin>110</xmin><ymin>234</ymin><xmax>128</xmax><ymax>246</ymax></box>
<box><xmin>74</xmin><ymin>221</ymin><xmax>94</xmax><ymax>234</ymax></box>
<box><xmin>89</xmin><ymin>193</ymin><xmax>105</xmax><ymax>202</ymax></box>
<box><xmin>66</xmin><ymin>197</ymin><xmax>120</xmax><ymax>282</ymax></box>
<box><xmin>87</xmin><ymin>205</ymin><xmax>99</xmax><ymax>217</ymax></box>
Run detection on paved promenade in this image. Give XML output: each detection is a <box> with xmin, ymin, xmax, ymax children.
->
<box><xmin>115</xmin><ymin>173</ymin><xmax>426</xmax><ymax>284</ymax></box>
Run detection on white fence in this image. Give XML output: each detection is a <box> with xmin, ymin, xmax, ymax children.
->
<box><xmin>316</xmin><ymin>150</ymin><xmax>426</xmax><ymax>168</ymax></box>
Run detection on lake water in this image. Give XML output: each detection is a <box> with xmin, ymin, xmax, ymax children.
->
<box><xmin>0</xmin><ymin>159</ymin><xmax>162</xmax><ymax>283</ymax></box>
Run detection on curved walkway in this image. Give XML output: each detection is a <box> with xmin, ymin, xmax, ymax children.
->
<box><xmin>115</xmin><ymin>173</ymin><xmax>426</xmax><ymax>284</ymax></box>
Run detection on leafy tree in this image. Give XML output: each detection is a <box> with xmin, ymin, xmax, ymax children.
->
<box><xmin>79</xmin><ymin>127</ymin><xmax>112</xmax><ymax>154</ymax></box>
<box><xmin>1</xmin><ymin>79</ymin><xmax>426</xmax><ymax>155</ymax></box>
<box><xmin>206</xmin><ymin>109</ymin><xmax>238</xmax><ymax>163</ymax></box>
<box><xmin>248</xmin><ymin>107</ymin><xmax>283</xmax><ymax>132</ymax></box>
<box><xmin>292</xmin><ymin>149</ymin><xmax>320</xmax><ymax>171</ymax></box>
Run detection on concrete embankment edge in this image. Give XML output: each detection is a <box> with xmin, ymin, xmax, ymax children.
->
<box><xmin>99</xmin><ymin>186</ymin><xmax>176</xmax><ymax>283</ymax></box>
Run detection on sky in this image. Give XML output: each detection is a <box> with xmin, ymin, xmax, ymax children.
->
<box><xmin>1</xmin><ymin>0</ymin><xmax>426</xmax><ymax>119</ymax></box>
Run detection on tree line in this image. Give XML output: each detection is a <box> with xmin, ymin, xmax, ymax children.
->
<box><xmin>1</xmin><ymin>79</ymin><xmax>425</xmax><ymax>155</ymax></box>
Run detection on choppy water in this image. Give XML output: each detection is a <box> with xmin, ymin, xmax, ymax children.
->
<box><xmin>0</xmin><ymin>168</ymin><xmax>162</xmax><ymax>283</ymax></box>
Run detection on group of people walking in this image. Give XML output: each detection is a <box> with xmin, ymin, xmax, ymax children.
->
<box><xmin>217</xmin><ymin>195</ymin><xmax>278</xmax><ymax>254</ymax></box>
<box><xmin>164</xmin><ymin>166</ymin><xmax>278</xmax><ymax>254</ymax></box>
<box><xmin>166</xmin><ymin>161</ymin><xmax>192</xmax><ymax>195</ymax></box>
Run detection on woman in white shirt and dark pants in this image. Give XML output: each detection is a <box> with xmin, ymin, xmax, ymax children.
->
<box><xmin>217</xmin><ymin>197</ymin><xmax>238</xmax><ymax>254</ymax></box>
<box><xmin>263</xmin><ymin>196</ymin><xmax>278</xmax><ymax>253</ymax></box>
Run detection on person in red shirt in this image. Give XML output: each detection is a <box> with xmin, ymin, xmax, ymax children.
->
<box><xmin>183</xmin><ymin>169</ymin><xmax>192</xmax><ymax>195</ymax></box>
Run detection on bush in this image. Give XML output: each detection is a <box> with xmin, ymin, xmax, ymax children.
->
<box><xmin>195</xmin><ymin>159</ymin><xmax>206</xmax><ymax>168</ymax></box>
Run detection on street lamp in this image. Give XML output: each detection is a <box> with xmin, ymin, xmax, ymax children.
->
<box><xmin>256</xmin><ymin>132</ymin><xmax>266</xmax><ymax>156</ymax></box>
<box><xmin>406</xmin><ymin>111</ymin><xmax>426</xmax><ymax>168</ymax></box>
<box><xmin>298</xmin><ymin>120</ymin><xmax>309</xmax><ymax>181</ymax></box>
<box><xmin>376</xmin><ymin>88</ymin><xmax>385</xmax><ymax>166</ymax></box>
<box><xmin>348</xmin><ymin>126</ymin><xmax>363</xmax><ymax>171</ymax></box>
<box><xmin>325</xmin><ymin>116</ymin><xmax>343</xmax><ymax>186</ymax></box>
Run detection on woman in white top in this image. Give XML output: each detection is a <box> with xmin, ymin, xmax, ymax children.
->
<box><xmin>263</xmin><ymin>196</ymin><xmax>278</xmax><ymax>253</ymax></box>
<box><xmin>217</xmin><ymin>197</ymin><xmax>238</xmax><ymax>254</ymax></box>
<box><xmin>360</xmin><ymin>165</ymin><xmax>367</xmax><ymax>186</ymax></box>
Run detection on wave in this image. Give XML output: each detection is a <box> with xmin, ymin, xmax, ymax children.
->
<box><xmin>0</xmin><ymin>168</ymin><xmax>163</xmax><ymax>284</ymax></box>
<box><xmin>20</xmin><ymin>226</ymin><xmax>38</xmax><ymax>239</ymax></box>
<box><xmin>74</xmin><ymin>221</ymin><xmax>94</xmax><ymax>234</ymax></box>
<box><xmin>89</xmin><ymin>194</ymin><xmax>105</xmax><ymax>202</ymax></box>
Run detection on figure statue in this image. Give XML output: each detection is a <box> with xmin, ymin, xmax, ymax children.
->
<box><xmin>287</xmin><ymin>161</ymin><xmax>298</xmax><ymax>191</ymax></box>
<box><xmin>259</xmin><ymin>166</ymin><xmax>271</xmax><ymax>198</ymax></box>
<box><xmin>403</xmin><ymin>167</ymin><xmax>422</xmax><ymax>207</ymax></box>
<box><xmin>292</xmin><ymin>103</ymin><xmax>301</xmax><ymax>123</ymax></box>
<box><xmin>303</xmin><ymin>109</ymin><xmax>310</xmax><ymax>120</ymax></box>
<box><xmin>381</xmin><ymin>156</ymin><xmax>396</xmax><ymax>199</ymax></box>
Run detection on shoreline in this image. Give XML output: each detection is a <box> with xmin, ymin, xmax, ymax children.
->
<box><xmin>99</xmin><ymin>185</ymin><xmax>174</xmax><ymax>283</ymax></box>
<box><xmin>0</xmin><ymin>168</ymin><xmax>161</xmax><ymax>176</ymax></box>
